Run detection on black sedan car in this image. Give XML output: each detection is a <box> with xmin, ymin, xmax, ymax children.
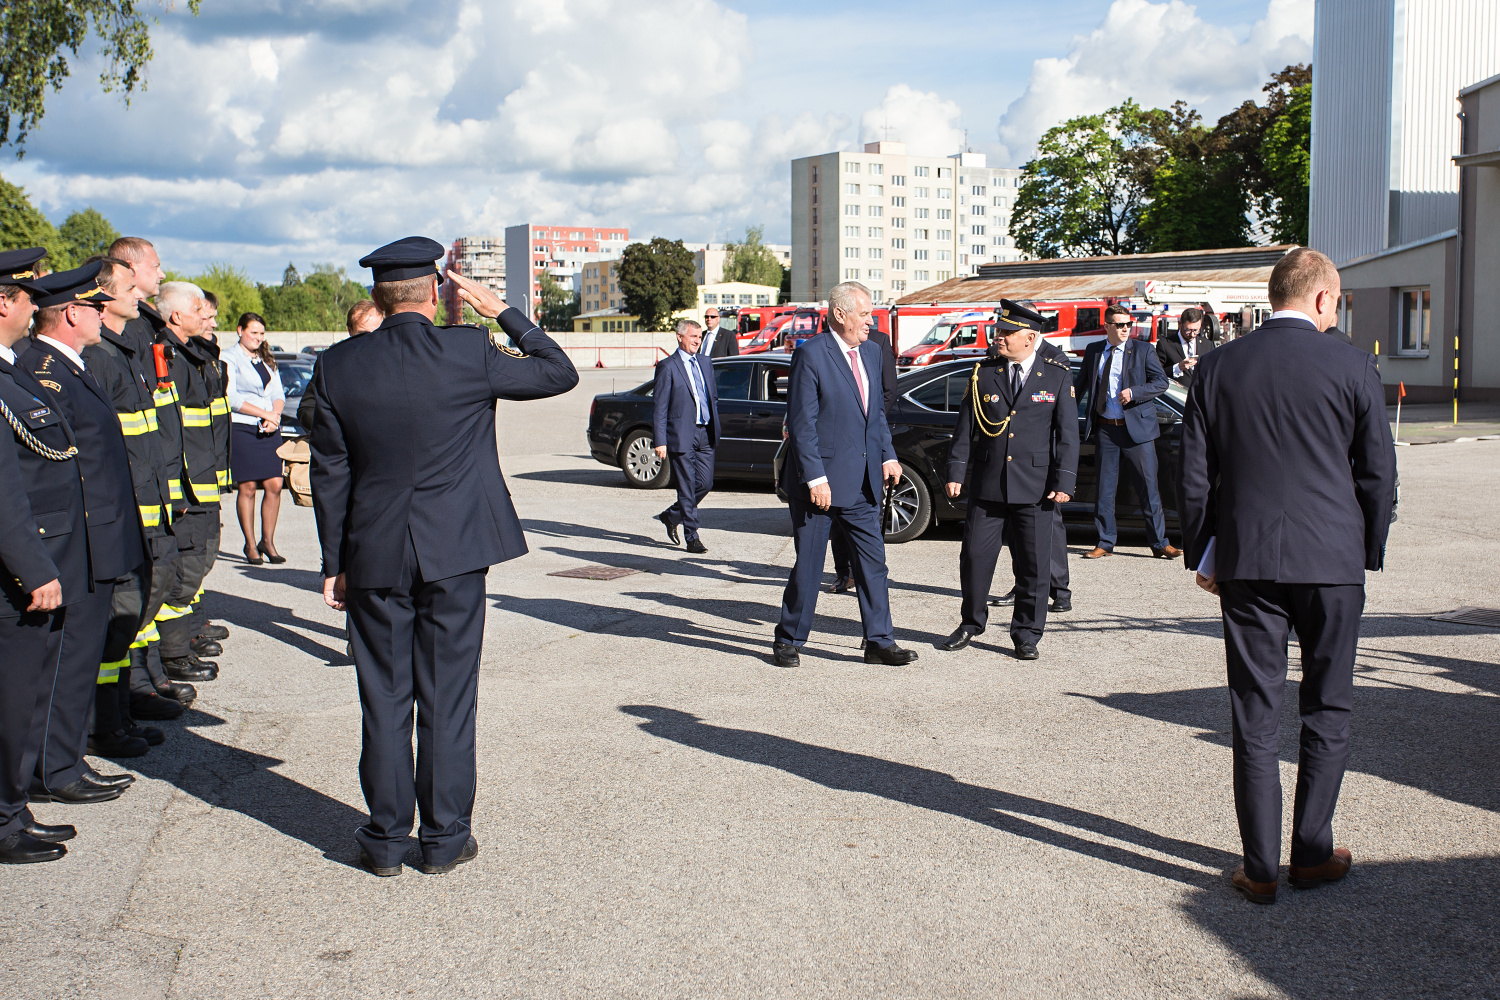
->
<box><xmin>275</xmin><ymin>359</ymin><xmax>315</xmax><ymax>438</ymax></box>
<box><xmin>586</xmin><ymin>355</ymin><xmax>1188</xmax><ymax>544</ymax></box>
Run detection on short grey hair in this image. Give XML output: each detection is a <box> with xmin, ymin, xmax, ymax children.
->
<box><xmin>829</xmin><ymin>281</ymin><xmax>871</xmax><ymax>316</ymax></box>
<box><xmin>157</xmin><ymin>281</ymin><xmax>204</xmax><ymax>323</ymax></box>
<box><xmin>675</xmin><ymin>319</ymin><xmax>703</xmax><ymax>336</ymax></box>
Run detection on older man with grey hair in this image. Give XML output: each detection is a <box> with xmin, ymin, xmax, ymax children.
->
<box><xmin>651</xmin><ymin>318</ymin><xmax>719</xmax><ymax>553</ymax></box>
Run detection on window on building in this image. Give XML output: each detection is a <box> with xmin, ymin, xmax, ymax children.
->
<box><xmin>811</xmin><ymin>250</ymin><xmax>819</xmax><ymax>266</ymax></box>
<box><xmin>739</xmin><ymin>294</ymin><xmax>753</xmax><ymax>304</ymax></box>
<box><xmin>756</xmin><ymin>295</ymin><xmax>770</xmax><ymax>305</ymax></box>
<box><xmin>1399</xmin><ymin>287</ymin><xmax>1430</xmax><ymax>354</ymax></box>
<box><xmin>1338</xmin><ymin>291</ymin><xmax>1355</xmax><ymax>338</ymax></box>
<box><xmin>914</xmin><ymin>186</ymin><xmax>929</xmax><ymax>198</ymax></box>
<box><xmin>845</xmin><ymin>161</ymin><xmax>860</xmax><ymax>173</ymax></box>
<box><xmin>869</xmin><ymin>247</ymin><xmax>883</xmax><ymax>260</ymax></box>
<box><xmin>811</xmin><ymin>187</ymin><xmax>817</xmax><ymax>204</ymax></box>
<box><xmin>892</xmin><ymin>259</ymin><xmax>907</xmax><ymax>271</ymax></box>
<box><xmin>811</xmin><ymin>270</ymin><xmax>818</xmax><ymax>287</ymax></box>
<box><xmin>936</xmin><ymin>229</ymin><xmax>951</xmax><ymax>241</ymax></box>
<box><xmin>938</xmin><ymin>188</ymin><xmax>952</xmax><ymax>199</ymax></box>
<box><xmin>891</xmin><ymin>238</ymin><xmax>906</xmax><ymax>249</ymax></box>
<box><xmin>914</xmin><ymin>210</ymin><xmax>929</xmax><ymax>222</ymax></box>
<box><xmin>891</xmin><ymin>175</ymin><xmax>905</xmax><ymax>186</ymax></box>
<box><xmin>872</xmin><ymin>289</ymin><xmax>884</xmax><ymax>303</ymax></box>
<box><xmin>972</xmin><ymin>205</ymin><xmax>985</xmax><ymax>215</ymax></box>
<box><xmin>811</xmin><ymin>166</ymin><xmax>818</xmax><ymax>183</ymax></box>
<box><xmin>812</xmin><ymin>228</ymin><xmax>818</xmax><ymax>245</ymax></box>
<box><xmin>891</xmin><ymin>218</ymin><xmax>905</xmax><ymax>229</ymax></box>
<box><xmin>845</xmin><ymin>225</ymin><xmax>860</xmax><ymax>237</ymax></box>
<box><xmin>937</xmin><ymin>209</ymin><xmax>952</xmax><ymax>220</ymax></box>
<box><xmin>938</xmin><ymin>167</ymin><xmax>951</xmax><ymax>178</ymax></box>
<box><xmin>914</xmin><ymin>166</ymin><xmax>929</xmax><ymax>177</ymax></box>
<box><xmin>845</xmin><ymin>268</ymin><xmax>860</xmax><ymax>279</ymax></box>
<box><xmin>972</xmin><ymin>225</ymin><xmax>986</xmax><ymax>235</ymax></box>
<box><xmin>703</xmin><ymin>294</ymin><xmax>718</xmax><ymax>304</ymax></box>
<box><xmin>891</xmin><ymin>279</ymin><xmax>906</xmax><ymax>292</ymax></box>
<box><xmin>913</xmin><ymin>269</ymin><xmax>930</xmax><ymax>281</ymax></box>
<box><xmin>869</xmin><ymin>163</ymin><xmax>883</xmax><ymax>175</ymax></box>
<box><xmin>913</xmin><ymin>249</ymin><xmax>929</xmax><ymax>260</ymax></box>
<box><xmin>971</xmin><ymin>245</ymin><xmax>985</xmax><ymax>256</ymax></box>
<box><xmin>972</xmin><ymin>186</ymin><xmax>985</xmax><ymax>196</ymax></box>
<box><xmin>993</xmin><ymin>196</ymin><xmax>1008</xmax><ymax>207</ymax></box>
<box><xmin>936</xmin><ymin>250</ymin><xmax>951</xmax><ymax>261</ymax></box>
<box><xmin>812</xmin><ymin>208</ymin><xmax>818</xmax><ymax>224</ymax></box>
<box><xmin>846</xmin><ymin>183</ymin><xmax>861</xmax><ymax>195</ymax></box>
<box><xmin>937</xmin><ymin>270</ymin><xmax>951</xmax><ymax>280</ymax></box>
<box><xmin>845</xmin><ymin>205</ymin><xmax>860</xmax><ymax>216</ymax></box>
<box><xmin>869</xmin><ymin>205</ymin><xmax>883</xmax><ymax>217</ymax></box>
<box><xmin>869</xmin><ymin>184</ymin><xmax>883</xmax><ymax>196</ymax></box>
<box><xmin>868</xmin><ymin>269</ymin><xmax>883</xmax><ymax>280</ymax></box>
<box><xmin>891</xmin><ymin>196</ymin><xmax>905</xmax><ymax>207</ymax></box>
<box><xmin>867</xmin><ymin>226</ymin><xmax>883</xmax><ymax>238</ymax></box>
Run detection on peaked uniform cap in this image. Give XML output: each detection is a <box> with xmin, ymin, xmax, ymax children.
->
<box><xmin>994</xmin><ymin>298</ymin><xmax>1045</xmax><ymax>333</ymax></box>
<box><xmin>32</xmin><ymin>260</ymin><xmax>114</xmax><ymax>309</ymax></box>
<box><xmin>358</xmin><ymin>237</ymin><xmax>446</xmax><ymax>283</ymax></box>
<box><xmin>0</xmin><ymin>247</ymin><xmax>48</xmax><ymax>294</ymax></box>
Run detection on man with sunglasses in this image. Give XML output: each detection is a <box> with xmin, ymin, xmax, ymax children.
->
<box><xmin>698</xmin><ymin>308</ymin><xmax>739</xmax><ymax>358</ymax></box>
<box><xmin>1079</xmin><ymin>304</ymin><xmax>1179</xmax><ymax>560</ymax></box>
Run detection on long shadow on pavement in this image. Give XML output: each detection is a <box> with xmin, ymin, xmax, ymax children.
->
<box><xmin>489</xmin><ymin>594</ymin><xmax>772</xmax><ymax>660</ymax></box>
<box><xmin>620</xmin><ymin>704</ymin><xmax>1236</xmax><ymax>889</ymax></box>
<box><xmin>623</xmin><ymin>589</ymin><xmax>951</xmax><ymax>649</ymax></box>
<box><xmin>199</xmin><ymin>589</ymin><xmax>350</xmax><ymax>666</ymax></box>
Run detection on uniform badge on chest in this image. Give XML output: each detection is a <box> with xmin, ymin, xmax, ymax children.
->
<box><xmin>1030</xmin><ymin>390</ymin><xmax>1056</xmax><ymax>403</ymax></box>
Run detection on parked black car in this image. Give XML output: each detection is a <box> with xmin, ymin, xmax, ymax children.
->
<box><xmin>276</xmin><ymin>359</ymin><xmax>314</xmax><ymax>438</ymax></box>
<box><xmin>586</xmin><ymin>355</ymin><xmax>1188</xmax><ymax>543</ymax></box>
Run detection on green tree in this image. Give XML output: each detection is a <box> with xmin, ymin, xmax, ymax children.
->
<box><xmin>536</xmin><ymin>270</ymin><xmax>579</xmax><ymax>331</ymax></box>
<box><xmin>0</xmin><ymin>171</ymin><xmax>73</xmax><ymax>266</ymax></box>
<box><xmin>191</xmin><ymin>262</ymin><xmax>263</xmax><ymax>327</ymax></box>
<box><xmin>1134</xmin><ymin>102</ymin><xmax>1251</xmax><ymax>252</ymax></box>
<box><xmin>1259</xmin><ymin>82</ymin><xmax>1311</xmax><ymax>245</ymax></box>
<box><xmin>2</xmin><ymin>1</ymin><xmax>201</xmax><ymax>155</ymax></box>
<box><xmin>722</xmin><ymin>225</ymin><xmax>786</xmax><ymax>288</ymax></box>
<box><xmin>617</xmin><ymin>237</ymin><xmax>696</xmax><ymax>332</ymax></box>
<box><xmin>1012</xmin><ymin>101</ymin><xmax>1155</xmax><ymax>258</ymax></box>
<box><xmin>304</xmin><ymin>262</ymin><xmax>368</xmax><ymax>326</ymax></box>
<box><xmin>281</xmin><ymin>262</ymin><xmax>301</xmax><ymax>286</ymax></box>
<box><xmin>58</xmin><ymin>205</ymin><xmax>117</xmax><ymax>259</ymax></box>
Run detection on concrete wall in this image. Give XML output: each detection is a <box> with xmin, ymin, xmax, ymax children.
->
<box><xmin>1339</xmin><ymin>235</ymin><xmax>1456</xmax><ymax>402</ymax></box>
<box><xmin>552</xmin><ymin>330</ymin><xmax>676</xmax><ymax>369</ymax></box>
<box><xmin>1456</xmin><ymin>75</ymin><xmax>1500</xmax><ymax>400</ymax></box>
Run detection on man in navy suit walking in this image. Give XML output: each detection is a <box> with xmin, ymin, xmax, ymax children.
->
<box><xmin>772</xmin><ymin>282</ymin><xmax>917</xmax><ymax>669</ymax></box>
<box><xmin>1079</xmin><ymin>304</ymin><xmax>1180</xmax><ymax>560</ymax></box>
<box><xmin>1182</xmin><ymin>248</ymin><xmax>1396</xmax><ymax>905</ymax></box>
<box><xmin>652</xmin><ymin>319</ymin><xmax>718</xmax><ymax>554</ymax></box>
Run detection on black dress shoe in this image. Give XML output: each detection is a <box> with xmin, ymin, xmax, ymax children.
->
<box><xmin>87</xmin><ymin>730</ymin><xmax>150</xmax><ymax>758</ymax></box>
<box><xmin>158</xmin><ymin>680</ymin><xmax>197</xmax><ymax>705</ymax></box>
<box><xmin>30</xmin><ymin>778</ymin><xmax>122</xmax><ymax>804</ymax></box>
<box><xmin>771</xmin><ymin>641</ymin><xmax>800</xmax><ymax>668</ymax></box>
<box><xmin>864</xmin><ymin>644</ymin><xmax>919</xmax><ymax>665</ymax></box>
<box><xmin>23</xmin><ymin>819</ymin><xmax>76</xmax><ymax>843</ymax></box>
<box><xmin>1050</xmin><ymin>597</ymin><xmax>1072</xmax><ymax>613</ymax></box>
<box><xmin>80</xmin><ymin>770</ymin><xmax>134</xmax><ymax>789</ymax></box>
<box><xmin>655</xmin><ymin>513</ymin><xmax>680</xmax><ymax>545</ymax></box>
<box><xmin>131</xmin><ymin>692</ymin><xmax>185</xmax><ymax>720</ymax></box>
<box><xmin>163</xmin><ymin>656</ymin><xmax>216</xmax><ymax>682</ymax></box>
<box><xmin>421</xmin><ymin>836</ymin><xmax>479</xmax><ymax>875</ymax></box>
<box><xmin>359</xmin><ymin>849</ymin><xmax>402</xmax><ymax>877</ymax></box>
<box><xmin>827</xmin><ymin>575</ymin><xmax>855</xmax><ymax>595</ymax></box>
<box><xmin>196</xmin><ymin>623</ymin><xmax>229</xmax><ymax>641</ymax></box>
<box><xmin>190</xmin><ymin>636</ymin><xmax>223</xmax><ymax>657</ymax></box>
<box><xmin>124</xmin><ymin>724</ymin><xmax>166</xmax><ymax>746</ymax></box>
<box><xmin>0</xmin><ymin>831</ymin><xmax>66</xmax><ymax>864</ymax></box>
<box><xmin>685</xmin><ymin>538</ymin><xmax>708</xmax><ymax>554</ymax></box>
<box><xmin>939</xmin><ymin>627</ymin><xmax>977</xmax><ymax>651</ymax></box>
<box><xmin>1013</xmin><ymin>639</ymin><xmax>1040</xmax><ymax>660</ymax></box>
<box><xmin>989</xmin><ymin>588</ymin><xmax>1017</xmax><ymax>607</ymax></box>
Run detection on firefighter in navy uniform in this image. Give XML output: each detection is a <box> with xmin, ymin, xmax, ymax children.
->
<box><xmin>940</xmin><ymin>301</ymin><xmax>1079</xmax><ymax>661</ymax></box>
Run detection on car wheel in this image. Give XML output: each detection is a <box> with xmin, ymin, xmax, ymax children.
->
<box><xmin>883</xmin><ymin>463</ymin><xmax>931</xmax><ymax>543</ymax></box>
<box><xmin>620</xmin><ymin>429</ymin><xmax>670</xmax><ymax>489</ymax></box>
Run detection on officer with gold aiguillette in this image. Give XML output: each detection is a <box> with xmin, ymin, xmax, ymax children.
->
<box><xmin>940</xmin><ymin>300</ymin><xmax>1079</xmax><ymax>661</ymax></box>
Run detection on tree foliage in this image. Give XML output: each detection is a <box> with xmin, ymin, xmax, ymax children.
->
<box><xmin>536</xmin><ymin>270</ymin><xmax>579</xmax><ymax>331</ymax></box>
<box><xmin>2</xmin><ymin>171</ymin><xmax>124</xmax><ymax>267</ymax></box>
<box><xmin>722</xmin><ymin>225</ymin><xmax>786</xmax><ymax>289</ymax></box>
<box><xmin>1134</xmin><ymin>102</ymin><xmax>1250</xmax><ymax>252</ymax></box>
<box><xmin>258</xmin><ymin>263</ymin><xmax>370</xmax><ymax>332</ymax></box>
<box><xmin>2</xmin><ymin>1</ymin><xmax>200</xmax><ymax>155</ymax></box>
<box><xmin>617</xmin><ymin>237</ymin><xmax>696</xmax><ymax>332</ymax></box>
<box><xmin>1258</xmin><ymin>80</ymin><xmax>1311</xmax><ymax>245</ymax></box>
<box><xmin>192</xmin><ymin>262</ymin><xmax>263</xmax><ymax>327</ymax></box>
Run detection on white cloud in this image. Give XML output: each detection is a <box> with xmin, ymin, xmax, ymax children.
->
<box><xmin>860</xmin><ymin>85</ymin><xmax>966</xmax><ymax>158</ymax></box>
<box><xmin>996</xmin><ymin>0</ymin><xmax>1314</xmax><ymax>163</ymax></box>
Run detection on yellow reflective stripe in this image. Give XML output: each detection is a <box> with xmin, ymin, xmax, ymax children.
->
<box><xmin>138</xmin><ymin>505</ymin><xmax>162</xmax><ymax>527</ymax></box>
<box><xmin>97</xmin><ymin>658</ymin><xmax>129</xmax><ymax>684</ymax></box>
<box><xmin>153</xmin><ymin>388</ymin><xmax>177</xmax><ymax>407</ymax></box>
<box><xmin>119</xmin><ymin>411</ymin><xmax>151</xmax><ymax>435</ymax></box>
<box><xmin>133</xmin><ymin>622</ymin><xmax>161</xmax><ymax>645</ymax></box>
<box><xmin>155</xmin><ymin>603</ymin><xmax>193</xmax><ymax>622</ymax></box>
<box><xmin>182</xmin><ymin>406</ymin><xmax>212</xmax><ymax>427</ymax></box>
<box><xmin>193</xmin><ymin>585</ymin><xmax>206</xmax><ymax>602</ymax></box>
<box><xmin>216</xmin><ymin>469</ymin><xmax>231</xmax><ymax>486</ymax></box>
<box><xmin>209</xmin><ymin>398</ymin><xmax>231</xmax><ymax>416</ymax></box>
<box><xmin>168</xmin><ymin>479</ymin><xmax>183</xmax><ymax>500</ymax></box>
<box><xmin>190</xmin><ymin>482</ymin><xmax>221</xmax><ymax>499</ymax></box>
<box><xmin>144</xmin><ymin>408</ymin><xmax>159</xmax><ymax>431</ymax></box>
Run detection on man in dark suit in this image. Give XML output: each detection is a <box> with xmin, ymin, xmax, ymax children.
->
<box><xmin>941</xmin><ymin>301</ymin><xmax>1078</xmax><ymax>660</ymax></box>
<box><xmin>652</xmin><ymin>319</ymin><xmax>719</xmax><ymax>554</ymax></box>
<box><xmin>311</xmin><ymin>238</ymin><xmax>577</xmax><ymax>877</ymax></box>
<box><xmin>1080</xmin><ymin>305</ymin><xmax>1179</xmax><ymax>560</ymax></box>
<box><xmin>1156</xmin><ymin>306</ymin><xmax>1216</xmax><ymax>387</ymax></box>
<box><xmin>698</xmin><ymin>308</ymin><xmax>739</xmax><ymax>358</ymax></box>
<box><xmin>25</xmin><ymin>264</ymin><xmax>151</xmax><ymax>790</ymax></box>
<box><xmin>828</xmin><ymin>323</ymin><xmax>897</xmax><ymax>594</ymax></box>
<box><xmin>1181</xmin><ymin>247</ymin><xmax>1396</xmax><ymax>905</ymax></box>
<box><xmin>772</xmin><ymin>282</ymin><xmax>916</xmax><ymax>668</ymax></box>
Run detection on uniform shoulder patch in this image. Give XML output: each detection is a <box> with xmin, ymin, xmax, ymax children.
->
<box><xmin>1044</xmin><ymin>354</ymin><xmax>1070</xmax><ymax>369</ymax></box>
<box><xmin>490</xmin><ymin>328</ymin><xmax>526</xmax><ymax>358</ymax></box>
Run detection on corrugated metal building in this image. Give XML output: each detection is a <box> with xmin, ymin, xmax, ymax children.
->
<box><xmin>1311</xmin><ymin>0</ymin><xmax>1500</xmax><ymax>400</ymax></box>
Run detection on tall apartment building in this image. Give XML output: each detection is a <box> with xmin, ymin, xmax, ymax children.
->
<box><xmin>503</xmin><ymin>223</ymin><xmax>631</xmax><ymax>316</ymax></box>
<box><xmin>442</xmin><ymin>236</ymin><xmax>505</xmax><ymax>323</ymax></box>
<box><xmin>790</xmin><ymin>141</ymin><xmax>1023</xmax><ymax>304</ymax></box>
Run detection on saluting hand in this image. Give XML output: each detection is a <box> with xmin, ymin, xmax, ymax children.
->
<box><xmin>448</xmin><ymin>271</ymin><xmax>507</xmax><ymax>320</ymax></box>
<box><xmin>28</xmin><ymin>579</ymin><xmax>62</xmax><ymax>612</ymax></box>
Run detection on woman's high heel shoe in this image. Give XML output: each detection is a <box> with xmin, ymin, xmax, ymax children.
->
<box><xmin>244</xmin><ymin>544</ymin><xmax>264</xmax><ymax>566</ymax></box>
<box><xmin>257</xmin><ymin>540</ymin><xmax>287</xmax><ymax>565</ymax></box>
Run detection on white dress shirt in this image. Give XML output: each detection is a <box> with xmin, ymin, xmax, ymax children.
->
<box><xmin>1267</xmin><ymin>309</ymin><xmax>1316</xmax><ymax>325</ymax></box>
<box><xmin>675</xmin><ymin>348</ymin><xmax>709</xmax><ymax>425</ymax></box>
<box><xmin>1171</xmin><ymin>333</ymin><xmax>1198</xmax><ymax>379</ymax></box>
<box><xmin>36</xmin><ymin>335</ymin><xmax>87</xmax><ymax>371</ymax></box>
<box><xmin>699</xmin><ymin>327</ymin><xmax>721</xmax><ymax>356</ymax></box>
<box><xmin>806</xmin><ymin>338</ymin><xmax>874</xmax><ymax>488</ymax></box>
<box><xmin>0</xmin><ymin>343</ymin><xmax>17</xmax><ymax>365</ymax></box>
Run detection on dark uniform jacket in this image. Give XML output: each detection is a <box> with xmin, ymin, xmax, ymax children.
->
<box><xmin>1180</xmin><ymin>317</ymin><xmax>1397</xmax><ymax>585</ymax></box>
<box><xmin>1155</xmin><ymin>333</ymin><xmax>1215</xmax><ymax>386</ymax></box>
<box><xmin>24</xmin><ymin>341</ymin><xmax>147</xmax><ymax>583</ymax></box>
<box><xmin>159</xmin><ymin>329</ymin><xmax>224</xmax><ymax>509</ymax></box>
<box><xmin>83</xmin><ymin>326</ymin><xmax>173</xmax><ymax>539</ymax></box>
<box><xmin>196</xmin><ymin>336</ymin><xmax>233</xmax><ymax>492</ymax></box>
<box><xmin>946</xmin><ymin>350</ymin><xmax>1079</xmax><ymax>505</ymax></box>
<box><xmin>310</xmin><ymin>308</ymin><xmax>578</xmax><ymax>589</ymax></box>
<box><xmin>126</xmin><ymin>303</ymin><xmax>185</xmax><ymax>511</ymax></box>
<box><xmin>0</xmin><ymin>355</ymin><xmax>89</xmax><ymax>612</ymax></box>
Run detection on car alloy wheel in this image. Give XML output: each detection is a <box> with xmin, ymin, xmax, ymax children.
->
<box><xmin>881</xmin><ymin>465</ymin><xmax>931</xmax><ymax>543</ymax></box>
<box><xmin>621</xmin><ymin>430</ymin><xmax>669</xmax><ymax>488</ymax></box>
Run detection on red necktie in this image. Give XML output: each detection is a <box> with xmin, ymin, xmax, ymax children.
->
<box><xmin>848</xmin><ymin>348</ymin><xmax>867</xmax><ymax>414</ymax></box>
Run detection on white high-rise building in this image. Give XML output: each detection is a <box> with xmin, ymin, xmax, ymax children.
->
<box><xmin>790</xmin><ymin>141</ymin><xmax>1023</xmax><ymax>304</ymax></box>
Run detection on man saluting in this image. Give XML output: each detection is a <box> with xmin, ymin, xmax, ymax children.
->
<box><xmin>941</xmin><ymin>301</ymin><xmax>1078</xmax><ymax>661</ymax></box>
<box><xmin>311</xmin><ymin>238</ymin><xmax>578</xmax><ymax>877</ymax></box>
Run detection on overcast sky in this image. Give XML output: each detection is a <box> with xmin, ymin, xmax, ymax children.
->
<box><xmin>3</xmin><ymin>0</ymin><xmax>1311</xmax><ymax>282</ymax></box>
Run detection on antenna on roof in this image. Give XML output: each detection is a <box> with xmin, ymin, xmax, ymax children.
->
<box><xmin>882</xmin><ymin>118</ymin><xmax>893</xmax><ymax>141</ymax></box>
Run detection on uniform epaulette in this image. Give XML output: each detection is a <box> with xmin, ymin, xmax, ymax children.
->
<box><xmin>1044</xmin><ymin>354</ymin><xmax>1070</xmax><ymax>369</ymax></box>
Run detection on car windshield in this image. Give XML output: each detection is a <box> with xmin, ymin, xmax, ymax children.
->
<box><xmin>915</xmin><ymin>322</ymin><xmax>954</xmax><ymax>347</ymax></box>
<box><xmin>1163</xmin><ymin>380</ymin><xmax>1188</xmax><ymax>410</ymax></box>
<box><xmin>278</xmin><ymin>364</ymin><xmax>312</xmax><ymax>397</ymax></box>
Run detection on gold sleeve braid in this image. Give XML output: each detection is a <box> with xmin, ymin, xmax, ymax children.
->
<box><xmin>967</xmin><ymin>362</ymin><xmax>1013</xmax><ymax>439</ymax></box>
<box><xmin>0</xmin><ymin>397</ymin><xmax>78</xmax><ymax>461</ymax></box>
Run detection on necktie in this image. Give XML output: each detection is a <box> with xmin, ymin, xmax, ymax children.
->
<box><xmin>1010</xmin><ymin>362</ymin><xmax>1022</xmax><ymax>399</ymax></box>
<box><xmin>1094</xmin><ymin>347</ymin><xmax>1115</xmax><ymax>417</ymax></box>
<box><xmin>688</xmin><ymin>356</ymin><xmax>708</xmax><ymax>424</ymax></box>
<box><xmin>700</xmin><ymin>332</ymin><xmax>712</xmax><ymax>355</ymax></box>
<box><xmin>1185</xmin><ymin>336</ymin><xmax>1195</xmax><ymax>358</ymax></box>
<box><xmin>848</xmin><ymin>348</ymin><xmax>867</xmax><ymax>414</ymax></box>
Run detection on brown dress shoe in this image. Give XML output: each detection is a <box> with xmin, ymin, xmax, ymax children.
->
<box><xmin>1084</xmin><ymin>547</ymin><xmax>1112</xmax><ymax>559</ymax></box>
<box><xmin>1152</xmin><ymin>545</ymin><xmax>1183</xmax><ymax>559</ymax></box>
<box><xmin>1289</xmin><ymin>847</ymin><xmax>1351</xmax><ymax>889</ymax></box>
<box><xmin>1232</xmin><ymin>865</ymin><xmax>1277</xmax><ymax>904</ymax></box>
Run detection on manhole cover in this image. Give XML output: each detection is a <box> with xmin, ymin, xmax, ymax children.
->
<box><xmin>1429</xmin><ymin>607</ymin><xmax>1500</xmax><ymax>629</ymax></box>
<box><xmin>547</xmin><ymin>564</ymin><xmax>639</xmax><ymax>580</ymax></box>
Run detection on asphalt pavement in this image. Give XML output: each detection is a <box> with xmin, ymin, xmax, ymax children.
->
<box><xmin>4</xmin><ymin>374</ymin><xmax>1498</xmax><ymax>999</ymax></box>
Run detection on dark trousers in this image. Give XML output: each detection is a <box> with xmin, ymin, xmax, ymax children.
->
<box><xmin>662</xmin><ymin>427</ymin><xmax>713</xmax><ymax>541</ymax></box>
<box><xmin>97</xmin><ymin>571</ymin><xmax>145</xmax><ymax>735</ymax></box>
<box><xmin>775</xmin><ymin>490</ymin><xmax>893</xmax><ymax>648</ymax></box>
<box><xmin>999</xmin><ymin>504</ymin><xmax>1069</xmax><ymax>601</ymax></box>
<box><xmin>831</xmin><ymin>523</ymin><xmax>854</xmax><ymax>581</ymax></box>
<box><xmin>0</xmin><ymin>607</ymin><xmax>64</xmax><ymax>838</ymax></box>
<box><xmin>960</xmin><ymin>499</ymin><xmax>1050</xmax><ymax>643</ymax></box>
<box><xmin>159</xmin><ymin>508</ymin><xmax>216</xmax><ymax>659</ymax></box>
<box><xmin>347</xmin><ymin>536</ymin><xmax>487</xmax><ymax>869</ymax></box>
<box><xmin>132</xmin><ymin>541</ymin><xmax>179</xmax><ymax>697</ymax></box>
<box><xmin>1094</xmin><ymin>423</ymin><xmax>1167</xmax><ymax>551</ymax></box>
<box><xmin>1220</xmin><ymin>580</ymin><xmax>1363</xmax><ymax>883</ymax></box>
<box><xmin>34</xmin><ymin>582</ymin><xmax>114</xmax><ymax>791</ymax></box>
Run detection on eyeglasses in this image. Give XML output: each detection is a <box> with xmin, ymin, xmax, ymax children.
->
<box><xmin>1105</xmin><ymin>321</ymin><xmax>1132</xmax><ymax>329</ymax></box>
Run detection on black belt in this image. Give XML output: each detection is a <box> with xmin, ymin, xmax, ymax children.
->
<box><xmin>1099</xmin><ymin>417</ymin><xmax>1126</xmax><ymax>426</ymax></box>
